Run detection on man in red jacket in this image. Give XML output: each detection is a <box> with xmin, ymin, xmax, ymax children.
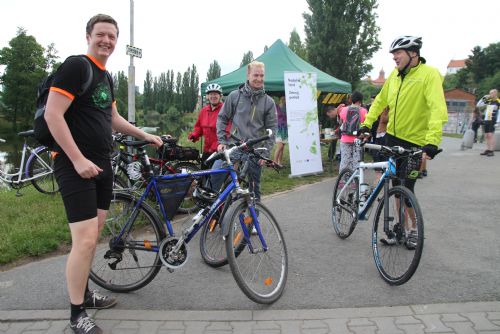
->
<box><xmin>188</xmin><ymin>83</ymin><xmax>224</xmax><ymax>168</ymax></box>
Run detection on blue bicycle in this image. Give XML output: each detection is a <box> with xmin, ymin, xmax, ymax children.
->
<box><xmin>90</xmin><ymin>130</ymin><xmax>288</xmax><ymax>304</ymax></box>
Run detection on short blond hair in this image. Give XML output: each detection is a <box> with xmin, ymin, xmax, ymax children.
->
<box><xmin>247</xmin><ymin>61</ymin><xmax>265</xmax><ymax>73</ymax></box>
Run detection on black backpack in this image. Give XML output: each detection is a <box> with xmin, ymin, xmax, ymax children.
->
<box><xmin>33</xmin><ymin>55</ymin><xmax>93</xmax><ymax>148</ymax></box>
<box><xmin>340</xmin><ymin>106</ymin><xmax>361</xmax><ymax>135</ymax></box>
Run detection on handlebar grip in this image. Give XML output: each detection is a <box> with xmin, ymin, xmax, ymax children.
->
<box><xmin>204</xmin><ymin>151</ymin><xmax>224</xmax><ymax>166</ymax></box>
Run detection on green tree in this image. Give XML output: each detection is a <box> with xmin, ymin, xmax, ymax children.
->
<box><xmin>143</xmin><ymin>70</ymin><xmax>154</xmax><ymax>111</ymax></box>
<box><xmin>113</xmin><ymin>71</ymin><xmax>128</xmax><ymax>118</ymax></box>
<box><xmin>354</xmin><ymin>80</ymin><xmax>380</xmax><ymax>103</ymax></box>
<box><xmin>206</xmin><ymin>60</ymin><xmax>221</xmax><ymax>81</ymax></box>
<box><xmin>240</xmin><ymin>51</ymin><xmax>254</xmax><ymax>68</ymax></box>
<box><xmin>303</xmin><ymin>0</ymin><xmax>381</xmax><ymax>86</ymax></box>
<box><xmin>0</xmin><ymin>28</ymin><xmax>47</xmax><ymax>131</ymax></box>
<box><xmin>288</xmin><ymin>28</ymin><xmax>307</xmax><ymax>60</ymax></box>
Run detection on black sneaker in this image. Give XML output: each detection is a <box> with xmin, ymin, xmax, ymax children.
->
<box><xmin>70</xmin><ymin>313</ymin><xmax>103</xmax><ymax>334</ymax></box>
<box><xmin>480</xmin><ymin>150</ymin><xmax>491</xmax><ymax>156</ymax></box>
<box><xmin>486</xmin><ymin>151</ymin><xmax>494</xmax><ymax>157</ymax></box>
<box><xmin>84</xmin><ymin>290</ymin><xmax>117</xmax><ymax>309</ymax></box>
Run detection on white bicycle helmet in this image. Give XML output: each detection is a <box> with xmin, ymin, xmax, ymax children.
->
<box><xmin>206</xmin><ymin>83</ymin><xmax>222</xmax><ymax>95</ymax></box>
<box><xmin>389</xmin><ymin>36</ymin><xmax>422</xmax><ymax>53</ymax></box>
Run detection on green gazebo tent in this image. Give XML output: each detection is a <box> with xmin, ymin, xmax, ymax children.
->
<box><xmin>201</xmin><ymin>39</ymin><xmax>351</xmax><ymax>98</ymax></box>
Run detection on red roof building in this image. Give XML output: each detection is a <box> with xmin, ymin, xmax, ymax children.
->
<box><xmin>446</xmin><ymin>59</ymin><xmax>466</xmax><ymax>75</ymax></box>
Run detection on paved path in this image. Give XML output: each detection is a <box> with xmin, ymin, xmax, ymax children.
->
<box><xmin>1</xmin><ymin>301</ymin><xmax>499</xmax><ymax>333</ymax></box>
<box><xmin>1</xmin><ymin>136</ymin><xmax>499</xmax><ymax>333</ymax></box>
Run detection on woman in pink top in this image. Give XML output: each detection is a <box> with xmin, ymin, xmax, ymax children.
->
<box><xmin>338</xmin><ymin>91</ymin><xmax>368</xmax><ymax>172</ymax></box>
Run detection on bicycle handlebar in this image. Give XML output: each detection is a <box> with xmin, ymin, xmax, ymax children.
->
<box><xmin>355</xmin><ymin>139</ymin><xmax>423</xmax><ymax>156</ymax></box>
<box><xmin>205</xmin><ymin>129</ymin><xmax>273</xmax><ymax>167</ymax></box>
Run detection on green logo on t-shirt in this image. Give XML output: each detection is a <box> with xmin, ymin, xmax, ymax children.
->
<box><xmin>92</xmin><ymin>82</ymin><xmax>112</xmax><ymax>109</ymax></box>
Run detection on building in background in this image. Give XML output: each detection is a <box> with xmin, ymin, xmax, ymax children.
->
<box><xmin>446</xmin><ymin>59</ymin><xmax>467</xmax><ymax>75</ymax></box>
<box><xmin>443</xmin><ymin>88</ymin><xmax>476</xmax><ymax>134</ymax></box>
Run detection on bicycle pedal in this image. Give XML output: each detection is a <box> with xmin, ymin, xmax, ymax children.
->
<box><xmin>166</xmin><ymin>267</ymin><xmax>175</xmax><ymax>273</ymax></box>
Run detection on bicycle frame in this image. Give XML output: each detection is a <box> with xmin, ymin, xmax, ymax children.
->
<box><xmin>336</xmin><ymin>156</ymin><xmax>397</xmax><ymax>221</ymax></box>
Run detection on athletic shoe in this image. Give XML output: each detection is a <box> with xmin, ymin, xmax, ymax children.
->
<box><xmin>406</xmin><ymin>230</ymin><xmax>418</xmax><ymax>250</ymax></box>
<box><xmin>380</xmin><ymin>236</ymin><xmax>397</xmax><ymax>246</ymax></box>
<box><xmin>69</xmin><ymin>313</ymin><xmax>102</xmax><ymax>334</ymax></box>
<box><xmin>480</xmin><ymin>150</ymin><xmax>491</xmax><ymax>156</ymax></box>
<box><xmin>486</xmin><ymin>151</ymin><xmax>494</xmax><ymax>157</ymax></box>
<box><xmin>421</xmin><ymin>170</ymin><xmax>428</xmax><ymax>177</ymax></box>
<box><xmin>84</xmin><ymin>290</ymin><xmax>117</xmax><ymax>309</ymax></box>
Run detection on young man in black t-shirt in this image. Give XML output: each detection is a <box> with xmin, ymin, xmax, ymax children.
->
<box><xmin>44</xmin><ymin>14</ymin><xmax>162</xmax><ymax>334</ymax></box>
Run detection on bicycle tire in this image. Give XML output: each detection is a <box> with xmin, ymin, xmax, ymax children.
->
<box><xmin>89</xmin><ymin>192</ymin><xmax>166</xmax><ymax>292</ymax></box>
<box><xmin>225</xmin><ymin>199</ymin><xmax>288</xmax><ymax>304</ymax></box>
<box><xmin>199</xmin><ymin>200</ymin><xmax>228</xmax><ymax>267</ymax></box>
<box><xmin>372</xmin><ymin>185</ymin><xmax>424</xmax><ymax>285</ymax></box>
<box><xmin>28</xmin><ymin>147</ymin><xmax>59</xmax><ymax>194</ymax></box>
<box><xmin>331</xmin><ymin>168</ymin><xmax>358</xmax><ymax>239</ymax></box>
<box><xmin>173</xmin><ymin>161</ymin><xmax>200</xmax><ymax>214</ymax></box>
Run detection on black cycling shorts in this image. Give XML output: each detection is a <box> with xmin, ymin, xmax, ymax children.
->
<box><xmin>384</xmin><ymin>134</ymin><xmax>423</xmax><ymax>194</ymax></box>
<box><xmin>483</xmin><ymin>121</ymin><xmax>496</xmax><ymax>134</ymax></box>
<box><xmin>54</xmin><ymin>153</ymin><xmax>113</xmax><ymax>223</ymax></box>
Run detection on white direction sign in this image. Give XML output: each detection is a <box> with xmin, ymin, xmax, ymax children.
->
<box><xmin>126</xmin><ymin>45</ymin><xmax>142</xmax><ymax>58</ymax></box>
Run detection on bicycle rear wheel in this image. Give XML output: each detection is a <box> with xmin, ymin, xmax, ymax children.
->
<box><xmin>173</xmin><ymin>161</ymin><xmax>200</xmax><ymax>214</ymax></box>
<box><xmin>331</xmin><ymin>168</ymin><xmax>358</xmax><ymax>239</ymax></box>
<box><xmin>372</xmin><ymin>185</ymin><xmax>424</xmax><ymax>285</ymax></box>
<box><xmin>225</xmin><ymin>199</ymin><xmax>288</xmax><ymax>304</ymax></box>
<box><xmin>29</xmin><ymin>147</ymin><xmax>59</xmax><ymax>194</ymax></box>
<box><xmin>90</xmin><ymin>192</ymin><xmax>166</xmax><ymax>292</ymax></box>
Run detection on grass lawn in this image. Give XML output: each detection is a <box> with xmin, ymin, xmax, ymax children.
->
<box><xmin>0</xmin><ymin>143</ymin><xmax>337</xmax><ymax>268</ymax></box>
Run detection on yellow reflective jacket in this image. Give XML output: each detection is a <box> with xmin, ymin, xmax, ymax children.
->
<box><xmin>362</xmin><ymin>62</ymin><xmax>448</xmax><ymax>147</ymax></box>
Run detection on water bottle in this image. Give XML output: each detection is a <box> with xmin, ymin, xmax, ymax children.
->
<box><xmin>359</xmin><ymin>183</ymin><xmax>371</xmax><ymax>203</ymax></box>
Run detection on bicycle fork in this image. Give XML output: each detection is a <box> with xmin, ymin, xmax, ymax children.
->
<box><xmin>235</xmin><ymin>201</ymin><xmax>267</xmax><ymax>254</ymax></box>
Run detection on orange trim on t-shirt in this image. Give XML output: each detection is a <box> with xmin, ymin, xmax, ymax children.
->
<box><xmin>86</xmin><ymin>54</ymin><xmax>106</xmax><ymax>70</ymax></box>
<box><xmin>50</xmin><ymin>87</ymin><xmax>75</xmax><ymax>101</ymax></box>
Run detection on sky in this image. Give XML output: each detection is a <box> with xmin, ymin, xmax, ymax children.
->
<box><xmin>1</xmin><ymin>0</ymin><xmax>498</xmax><ymax>92</ymax></box>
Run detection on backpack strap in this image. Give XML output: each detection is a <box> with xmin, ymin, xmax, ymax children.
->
<box><xmin>77</xmin><ymin>56</ymin><xmax>94</xmax><ymax>97</ymax></box>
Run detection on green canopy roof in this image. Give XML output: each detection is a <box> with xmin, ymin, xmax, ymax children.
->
<box><xmin>201</xmin><ymin>39</ymin><xmax>351</xmax><ymax>96</ymax></box>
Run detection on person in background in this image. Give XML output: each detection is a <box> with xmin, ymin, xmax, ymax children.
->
<box><xmin>324</xmin><ymin>105</ymin><xmax>340</xmax><ymax>162</ymax></box>
<box><xmin>358</xmin><ymin>35</ymin><xmax>448</xmax><ymax>248</ymax></box>
<box><xmin>476</xmin><ymin>88</ymin><xmax>499</xmax><ymax>157</ymax></box>
<box><xmin>188</xmin><ymin>83</ymin><xmax>224</xmax><ymax>169</ymax></box>
<box><xmin>471</xmin><ymin>107</ymin><xmax>482</xmax><ymax>143</ymax></box>
<box><xmin>274</xmin><ymin>95</ymin><xmax>288</xmax><ymax>165</ymax></box>
<box><xmin>338</xmin><ymin>91</ymin><xmax>368</xmax><ymax>172</ymax></box>
<box><xmin>44</xmin><ymin>14</ymin><xmax>162</xmax><ymax>334</ymax></box>
<box><xmin>216</xmin><ymin>61</ymin><xmax>277</xmax><ymax>201</ymax></box>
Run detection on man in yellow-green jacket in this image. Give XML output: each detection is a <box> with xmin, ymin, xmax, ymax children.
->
<box><xmin>358</xmin><ymin>36</ymin><xmax>448</xmax><ymax>247</ymax></box>
<box><xmin>360</xmin><ymin>35</ymin><xmax>448</xmax><ymax>184</ymax></box>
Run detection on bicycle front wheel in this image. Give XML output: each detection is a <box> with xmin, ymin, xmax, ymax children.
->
<box><xmin>331</xmin><ymin>168</ymin><xmax>358</xmax><ymax>239</ymax></box>
<box><xmin>372</xmin><ymin>185</ymin><xmax>424</xmax><ymax>285</ymax></box>
<box><xmin>90</xmin><ymin>192</ymin><xmax>166</xmax><ymax>292</ymax></box>
<box><xmin>225</xmin><ymin>199</ymin><xmax>288</xmax><ymax>304</ymax></box>
<box><xmin>29</xmin><ymin>147</ymin><xmax>59</xmax><ymax>194</ymax></box>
